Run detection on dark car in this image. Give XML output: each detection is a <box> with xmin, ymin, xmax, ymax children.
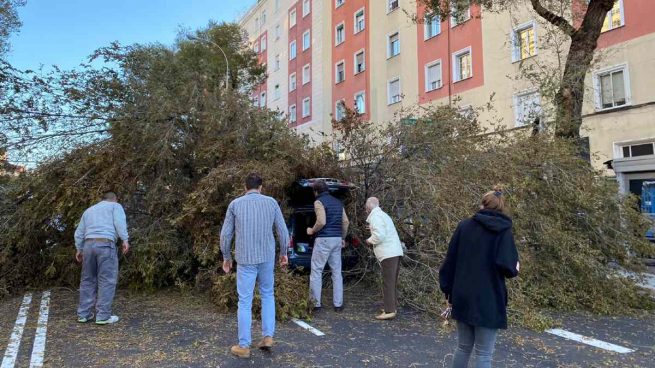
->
<box><xmin>287</xmin><ymin>178</ymin><xmax>361</xmax><ymax>270</ymax></box>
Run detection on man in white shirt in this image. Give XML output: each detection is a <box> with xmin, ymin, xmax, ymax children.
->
<box><xmin>365</xmin><ymin>197</ymin><xmax>403</xmax><ymax>320</ymax></box>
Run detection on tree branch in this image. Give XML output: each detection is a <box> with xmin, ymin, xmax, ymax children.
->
<box><xmin>530</xmin><ymin>0</ymin><xmax>576</xmax><ymax>36</ymax></box>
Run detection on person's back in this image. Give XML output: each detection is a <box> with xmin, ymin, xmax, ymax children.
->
<box><xmin>78</xmin><ymin>201</ymin><xmax>128</xmax><ymax>243</ymax></box>
<box><xmin>439</xmin><ymin>186</ymin><xmax>519</xmax><ymax>368</ymax></box>
<box><xmin>225</xmin><ymin>192</ymin><xmax>287</xmax><ymax>265</ymax></box>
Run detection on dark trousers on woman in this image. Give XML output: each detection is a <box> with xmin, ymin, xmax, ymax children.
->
<box><xmin>381</xmin><ymin>256</ymin><xmax>401</xmax><ymax>313</ymax></box>
<box><xmin>452</xmin><ymin>321</ymin><xmax>498</xmax><ymax>368</ymax></box>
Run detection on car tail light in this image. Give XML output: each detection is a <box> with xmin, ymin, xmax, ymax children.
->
<box><xmin>351</xmin><ymin>237</ymin><xmax>361</xmax><ymax>248</ymax></box>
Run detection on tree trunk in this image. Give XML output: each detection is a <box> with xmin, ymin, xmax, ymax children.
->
<box><xmin>552</xmin><ymin>0</ymin><xmax>617</xmax><ymax>139</ymax></box>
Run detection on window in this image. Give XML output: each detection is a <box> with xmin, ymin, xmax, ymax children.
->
<box><xmin>290</xmin><ymin>9</ymin><xmax>297</xmax><ymax>28</ymax></box>
<box><xmin>275</xmin><ymin>0</ymin><xmax>280</xmax><ymax>12</ymax></box>
<box><xmin>355</xmin><ymin>92</ymin><xmax>366</xmax><ymax>114</ymax></box>
<box><xmin>387</xmin><ymin>0</ymin><xmax>399</xmax><ymax>13</ymax></box>
<box><xmin>336</xmin><ymin>0</ymin><xmax>345</xmax><ymax>8</ymax></box>
<box><xmin>302</xmin><ymin>30</ymin><xmax>311</xmax><ymax>51</ymax></box>
<box><xmin>622</xmin><ymin>142</ymin><xmax>655</xmax><ymax>158</ymax></box>
<box><xmin>302</xmin><ymin>64</ymin><xmax>311</xmax><ymax>84</ymax></box>
<box><xmin>514</xmin><ymin>91</ymin><xmax>542</xmax><ymax>126</ymax></box>
<box><xmin>335</xmin><ymin>61</ymin><xmax>345</xmax><ymax>83</ymax></box>
<box><xmin>260</xmin><ymin>35</ymin><xmax>267</xmax><ymax>52</ymax></box>
<box><xmin>425</xmin><ymin>13</ymin><xmax>441</xmax><ymax>39</ymax></box>
<box><xmin>289</xmin><ymin>40</ymin><xmax>297</xmax><ymax>60</ymax></box>
<box><xmin>451</xmin><ymin>0</ymin><xmax>471</xmax><ymax>26</ymax></box>
<box><xmin>303</xmin><ymin>0</ymin><xmax>311</xmax><ymax>17</ymax></box>
<box><xmin>425</xmin><ymin>60</ymin><xmax>442</xmax><ymax>92</ymax></box>
<box><xmin>336</xmin><ymin>23</ymin><xmax>345</xmax><ymax>45</ymax></box>
<box><xmin>601</xmin><ymin>0</ymin><xmax>624</xmax><ymax>32</ymax></box>
<box><xmin>289</xmin><ymin>104</ymin><xmax>297</xmax><ymax>123</ymax></box>
<box><xmin>275</xmin><ymin>25</ymin><xmax>281</xmax><ymax>40</ymax></box>
<box><xmin>388</xmin><ymin>78</ymin><xmax>401</xmax><ymax>105</ymax></box>
<box><xmin>302</xmin><ymin>97</ymin><xmax>311</xmax><ymax>117</ymax></box>
<box><xmin>254</xmin><ymin>41</ymin><xmax>260</xmax><ymax>53</ymax></box>
<box><xmin>253</xmin><ymin>96</ymin><xmax>259</xmax><ymax>107</ymax></box>
<box><xmin>274</xmin><ymin>84</ymin><xmax>281</xmax><ymax>100</ymax></box>
<box><xmin>354</xmin><ymin>50</ymin><xmax>365</xmax><ymax>74</ymax></box>
<box><xmin>354</xmin><ymin>9</ymin><xmax>365</xmax><ymax>33</ymax></box>
<box><xmin>595</xmin><ymin>65</ymin><xmax>629</xmax><ymax>110</ymax></box>
<box><xmin>453</xmin><ymin>47</ymin><xmax>472</xmax><ymax>82</ymax></box>
<box><xmin>260</xmin><ymin>91</ymin><xmax>267</xmax><ymax>107</ymax></box>
<box><xmin>388</xmin><ymin>32</ymin><xmax>400</xmax><ymax>58</ymax></box>
<box><xmin>261</xmin><ymin>11</ymin><xmax>266</xmax><ymax>25</ymax></box>
<box><xmin>512</xmin><ymin>21</ymin><xmax>536</xmax><ymax>62</ymax></box>
<box><xmin>335</xmin><ymin>100</ymin><xmax>346</xmax><ymax>121</ymax></box>
<box><xmin>289</xmin><ymin>73</ymin><xmax>297</xmax><ymax>91</ymax></box>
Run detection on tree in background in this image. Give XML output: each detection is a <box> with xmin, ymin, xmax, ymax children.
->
<box><xmin>0</xmin><ymin>0</ymin><xmax>24</xmax><ymax>56</ymax></box>
<box><xmin>420</xmin><ymin>0</ymin><xmax>618</xmax><ymax>139</ymax></box>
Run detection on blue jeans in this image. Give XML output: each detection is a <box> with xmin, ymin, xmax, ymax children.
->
<box><xmin>237</xmin><ymin>260</ymin><xmax>275</xmax><ymax>348</ymax></box>
<box><xmin>452</xmin><ymin>321</ymin><xmax>498</xmax><ymax>368</ymax></box>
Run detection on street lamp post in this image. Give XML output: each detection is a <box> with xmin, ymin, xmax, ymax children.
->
<box><xmin>187</xmin><ymin>35</ymin><xmax>230</xmax><ymax>90</ymax></box>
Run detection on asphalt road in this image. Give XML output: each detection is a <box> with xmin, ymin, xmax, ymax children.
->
<box><xmin>1</xmin><ymin>287</ymin><xmax>654</xmax><ymax>367</ymax></box>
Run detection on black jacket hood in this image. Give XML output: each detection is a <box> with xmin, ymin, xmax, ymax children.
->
<box><xmin>473</xmin><ymin>209</ymin><xmax>512</xmax><ymax>233</ymax></box>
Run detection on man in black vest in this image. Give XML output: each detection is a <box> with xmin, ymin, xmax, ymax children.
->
<box><xmin>306</xmin><ymin>180</ymin><xmax>349</xmax><ymax>312</ymax></box>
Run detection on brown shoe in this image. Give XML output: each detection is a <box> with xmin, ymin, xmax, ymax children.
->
<box><xmin>375</xmin><ymin>311</ymin><xmax>397</xmax><ymax>320</ymax></box>
<box><xmin>230</xmin><ymin>345</ymin><xmax>251</xmax><ymax>358</ymax></box>
<box><xmin>257</xmin><ymin>336</ymin><xmax>274</xmax><ymax>350</ymax></box>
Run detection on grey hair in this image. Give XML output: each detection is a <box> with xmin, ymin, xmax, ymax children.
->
<box><xmin>366</xmin><ymin>197</ymin><xmax>380</xmax><ymax>211</ymax></box>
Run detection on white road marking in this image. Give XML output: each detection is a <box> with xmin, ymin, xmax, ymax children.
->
<box><xmin>1</xmin><ymin>293</ymin><xmax>33</xmax><ymax>368</ymax></box>
<box><xmin>291</xmin><ymin>318</ymin><xmax>325</xmax><ymax>336</ymax></box>
<box><xmin>546</xmin><ymin>328</ymin><xmax>635</xmax><ymax>354</ymax></box>
<box><xmin>29</xmin><ymin>291</ymin><xmax>51</xmax><ymax>368</ymax></box>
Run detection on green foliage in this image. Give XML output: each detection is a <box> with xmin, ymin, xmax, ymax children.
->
<box><xmin>210</xmin><ymin>269</ymin><xmax>312</xmax><ymax>321</ymax></box>
<box><xmin>334</xmin><ymin>105</ymin><xmax>655</xmax><ymax>329</ymax></box>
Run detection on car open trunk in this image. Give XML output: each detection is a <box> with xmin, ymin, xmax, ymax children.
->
<box><xmin>291</xmin><ymin>209</ymin><xmax>316</xmax><ymax>253</ymax></box>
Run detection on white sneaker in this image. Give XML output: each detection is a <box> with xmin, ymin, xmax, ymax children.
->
<box><xmin>95</xmin><ymin>315</ymin><xmax>119</xmax><ymax>325</ymax></box>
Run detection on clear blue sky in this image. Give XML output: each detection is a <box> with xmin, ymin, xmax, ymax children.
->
<box><xmin>7</xmin><ymin>0</ymin><xmax>257</xmax><ymax>70</ymax></box>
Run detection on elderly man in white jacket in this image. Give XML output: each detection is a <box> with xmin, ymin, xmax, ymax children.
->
<box><xmin>365</xmin><ymin>197</ymin><xmax>404</xmax><ymax>320</ymax></box>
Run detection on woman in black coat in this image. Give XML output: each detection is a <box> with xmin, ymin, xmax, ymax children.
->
<box><xmin>439</xmin><ymin>186</ymin><xmax>520</xmax><ymax>368</ymax></box>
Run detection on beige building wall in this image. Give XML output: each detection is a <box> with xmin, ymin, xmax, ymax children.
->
<box><xmin>369</xmin><ymin>0</ymin><xmax>420</xmax><ymax>124</ymax></box>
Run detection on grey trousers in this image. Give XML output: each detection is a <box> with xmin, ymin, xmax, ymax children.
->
<box><xmin>310</xmin><ymin>237</ymin><xmax>343</xmax><ymax>308</ymax></box>
<box><xmin>452</xmin><ymin>321</ymin><xmax>499</xmax><ymax>368</ymax></box>
<box><xmin>77</xmin><ymin>241</ymin><xmax>119</xmax><ymax>321</ymax></box>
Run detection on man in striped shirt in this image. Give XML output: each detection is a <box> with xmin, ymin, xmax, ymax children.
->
<box><xmin>220</xmin><ymin>173</ymin><xmax>289</xmax><ymax>358</ymax></box>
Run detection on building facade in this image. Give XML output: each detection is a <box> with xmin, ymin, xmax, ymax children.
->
<box><xmin>240</xmin><ymin>0</ymin><xmax>655</xmax><ymax>196</ymax></box>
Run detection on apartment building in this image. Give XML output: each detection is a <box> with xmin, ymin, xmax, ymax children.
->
<box><xmin>240</xmin><ymin>0</ymin><xmax>655</xmax><ymax>197</ymax></box>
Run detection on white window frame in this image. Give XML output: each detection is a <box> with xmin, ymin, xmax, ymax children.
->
<box><xmin>274</xmin><ymin>84</ymin><xmax>281</xmax><ymax>100</ymax></box>
<box><xmin>354</xmin><ymin>8</ymin><xmax>365</xmax><ymax>34</ymax></box>
<box><xmin>593</xmin><ymin>63</ymin><xmax>631</xmax><ymax>111</ymax></box>
<box><xmin>254</xmin><ymin>41</ymin><xmax>260</xmax><ymax>53</ymax></box>
<box><xmin>253</xmin><ymin>95</ymin><xmax>260</xmax><ymax>107</ymax></box>
<box><xmin>289</xmin><ymin>104</ymin><xmax>297</xmax><ymax>123</ymax></box>
<box><xmin>260</xmin><ymin>91</ymin><xmax>267</xmax><ymax>107</ymax></box>
<box><xmin>289</xmin><ymin>73</ymin><xmax>297</xmax><ymax>92</ymax></box>
<box><xmin>335</xmin><ymin>60</ymin><xmax>346</xmax><ymax>84</ymax></box>
<box><xmin>261</xmin><ymin>10</ymin><xmax>267</xmax><ymax>25</ymax></box>
<box><xmin>354</xmin><ymin>49</ymin><xmax>365</xmax><ymax>74</ymax></box>
<box><xmin>289</xmin><ymin>40</ymin><xmax>297</xmax><ymax>60</ymax></box>
<box><xmin>450</xmin><ymin>0</ymin><xmax>471</xmax><ymax>27</ymax></box>
<box><xmin>335</xmin><ymin>99</ymin><xmax>346</xmax><ymax>121</ymax></box>
<box><xmin>290</xmin><ymin>9</ymin><xmax>297</xmax><ymax>28</ymax></box>
<box><xmin>302</xmin><ymin>30</ymin><xmax>311</xmax><ymax>51</ymax></box>
<box><xmin>274</xmin><ymin>54</ymin><xmax>281</xmax><ymax>71</ymax></box>
<box><xmin>511</xmin><ymin>20</ymin><xmax>537</xmax><ymax>63</ymax></box>
<box><xmin>275</xmin><ymin>25</ymin><xmax>281</xmax><ymax>40</ymax></box>
<box><xmin>302</xmin><ymin>97</ymin><xmax>311</xmax><ymax>117</ymax></box>
<box><xmin>302</xmin><ymin>0</ymin><xmax>311</xmax><ymax>17</ymax></box>
<box><xmin>600</xmin><ymin>0</ymin><xmax>625</xmax><ymax>33</ymax></box>
<box><xmin>261</xmin><ymin>35</ymin><xmax>267</xmax><ymax>51</ymax></box>
<box><xmin>618</xmin><ymin>140</ymin><xmax>655</xmax><ymax>159</ymax></box>
<box><xmin>335</xmin><ymin>22</ymin><xmax>346</xmax><ymax>46</ymax></box>
<box><xmin>387</xmin><ymin>0</ymin><xmax>399</xmax><ymax>14</ymax></box>
<box><xmin>302</xmin><ymin>63</ymin><xmax>311</xmax><ymax>85</ymax></box>
<box><xmin>387</xmin><ymin>31</ymin><xmax>400</xmax><ymax>59</ymax></box>
<box><xmin>424</xmin><ymin>12</ymin><xmax>441</xmax><ymax>40</ymax></box>
<box><xmin>513</xmin><ymin>89</ymin><xmax>542</xmax><ymax>127</ymax></box>
<box><xmin>387</xmin><ymin>77</ymin><xmax>402</xmax><ymax>105</ymax></box>
<box><xmin>424</xmin><ymin>59</ymin><xmax>443</xmax><ymax>92</ymax></box>
<box><xmin>354</xmin><ymin>91</ymin><xmax>366</xmax><ymax>114</ymax></box>
<box><xmin>452</xmin><ymin>46</ymin><xmax>473</xmax><ymax>82</ymax></box>
<box><xmin>335</xmin><ymin>0</ymin><xmax>345</xmax><ymax>8</ymax></box>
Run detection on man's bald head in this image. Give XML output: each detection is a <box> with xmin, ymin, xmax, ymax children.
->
<box><xmin>103</xmin><ymin>191</ymin><xmax>118</xmax><ymax>202</ymax></box>
<box><xmin>366</xmin><ymin>197</ymin><xmax>379</xmax><ymax>213</ymax></box>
